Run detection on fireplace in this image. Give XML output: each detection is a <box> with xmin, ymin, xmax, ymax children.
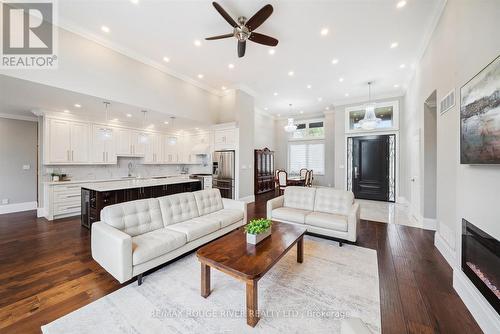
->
<box><xmin>461</xmin><ymin>219</ymin><xmax>500</xmax><ymax>314</ymax></box>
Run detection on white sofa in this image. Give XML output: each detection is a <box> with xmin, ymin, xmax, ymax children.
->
<box><xmin>91</xmin><ymin>189</ymin><xmax>247</xmax><ymax>284</ymax></box>
<box><xmin>267</xmin><ymin>186</ymin><xmax>359</xmax><ymax>244</ymax></box>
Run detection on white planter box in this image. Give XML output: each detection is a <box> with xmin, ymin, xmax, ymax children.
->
<box><xmin>246</xmin><ymin>228</ymin><xmax>272</xmax><ymax>245</ymax></box>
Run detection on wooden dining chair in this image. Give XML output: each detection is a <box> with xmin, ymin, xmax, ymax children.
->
<box><xmin>277</xmin><ymin>170</ymin><xmax>288</xmax><ymax>195</ymax></box>
<box><xmin>304</xmin><ymin>170</ymin><xmax>314</xmax><ymax>187</ymax></box>
<box><xmin>299</xmin><ymin>168</ymin><xmax>308</xmax><ymax>180</ymax></box>
<box><xmin>274</xmin><ymin>169</ymin><xmax>282</xmax><ymax>189</ymax></box>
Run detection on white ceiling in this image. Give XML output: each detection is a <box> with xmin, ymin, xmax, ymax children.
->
<box><xmin>0</xmin><ymin>75</ymin><xmax>210</xmax><ymax>132</ymax></box>
<box><xmin>56</xmin><ymin>0</ymin><xmax>445</xmax><ymax>116</ymax></box>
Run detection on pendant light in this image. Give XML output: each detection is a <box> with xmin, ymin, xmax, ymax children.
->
<box><xmin>138</xmin><ymin>110</ymin><xmax>149</xmax><ymax>144</ymax></box>
<box><xmin>283</xmin><ymin>104</ymin><xmax>297</xmax><ymax>133</ymax></box>
<box><xmin>99</xmin><ymin>101</ymin><xmax>113</xmax><ymax>140</ymax></box>
<box><xmin>359</xmin><ymin>81</ymin><xmax>381</xmax><ymax>130</ymax></box>
<box><xmin>167</xmin><ymin>117</ymin><xmax>177</xmax><ymax>145</ymax></box>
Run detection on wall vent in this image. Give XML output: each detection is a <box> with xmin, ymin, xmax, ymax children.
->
<box><xmin>440</xmin><ymin>88</ymin><xmax>455</xmax><ymax>114</ymax></box>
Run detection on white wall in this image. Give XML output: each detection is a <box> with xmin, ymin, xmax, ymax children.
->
<box><xmin>234</xmin><ymin>90</ymin><xmax>255</xmax><ymax>199</ymax></box>
<box><xmin>0</xmin><ymin>27</ymin><xmax>220</xmax><ymax>124</ymax></box>
<box><xmin>403</xmin><ymin>1</ymin><xmax>500</xmax><ymax>331</ymax></box>
<box><xmin>0</xmin><ymin>118</ymin><xmax>37</xmax><ymax>206</ymax></box>
<box><xmin>254</xmin><ymin>110</ymin><xmax>276</xmax><ymax>150</ymax></box>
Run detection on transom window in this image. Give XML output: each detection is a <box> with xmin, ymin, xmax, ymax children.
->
<box><xmin>345</xmin><ymin>100</ymin><xmax>399</xmax><ymax>133</ymax></box>
<box><xmin>291</xmin><ymin>119</ymin><xmax>325</xmax><ymax>139</ymax></box>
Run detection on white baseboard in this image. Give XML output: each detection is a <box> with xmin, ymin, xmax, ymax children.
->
<box><xmin>239</xmin><ymin>195</ymin><xmax>255</xmax><ymax>203</ymax></box>
<box><xmin>422</xmin><ymin>218</ymin><xmax>437</xmax><ymax>231</ymax></box>
<box><xmin>434</xmin><ymin>231</ymin><xmax>456</xmax><ymax>268</ymax></box>
<box><xmin>0</xmin><ymin>201</ymin><xmax>37</xmax><ymax>214</ymax></box>
<box><xmin>37</xmin><ymin>207</ymin><xmax>48</xmax><ymax>218</ymax></box>
<box><xmin>453</xmin><ymin>270</ymin><xmax>500</xmax><ymax>334</ymax></box>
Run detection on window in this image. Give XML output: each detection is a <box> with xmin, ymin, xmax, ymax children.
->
<box><xmin>345</xmin><ymin>101</ymin><xmax>399</xmax><ymax>133</ymax></box>
<box><xmin>291</xmin><ymin>120</ymin><xmax>324</xmax><ymax>139</ymax></box>
<box><xmin>288</xmin><ymin>141</ymin><xmax>325</xmax><ymax>175</ymax></box>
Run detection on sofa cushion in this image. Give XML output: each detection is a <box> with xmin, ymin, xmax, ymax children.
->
<box><xmin>158</xmin><ymin>192</ymin><xmax>199</xmax><ymax>226</ymax></box>
<box><xmin>314</xmin><ymin>188</ymin><xmax>354</xmax><ymax>215</ymax></box>
<box><xmin>305</xmin><ymin>212</ymin><xmax>348</xmax><ymax>232</ymax></box>
<box><xmin>101</xmin><ymin>198</ymin><xmax>163</xmax><ymax>237</ymax></box>
<box><xmin>272</xmin><ymin>207</ymin><xmax>311</xmax><ymax>224</ymax></box>
<box><xmin>283</xmin><ymin>186</ymin><xmax>316</xmax><ymax>211</ymax></box>
<box><xmin>131</xmin><ymin>228</ymin><xmax>187</xmax><ymax>265</ymax></box>
<box><xmin>193</xmin><ymin>209</ymin><xmax>244</xmax><ymax>228</ymax></box>
<box><xmin>193</xmin><ymin>189</ymin><xmax>224</xmax><ymax>215</ymax></box>
<box><xmin>165</xmin><ymin>219</ymin><xmax>220</xmax><ymax>242</ymax></box>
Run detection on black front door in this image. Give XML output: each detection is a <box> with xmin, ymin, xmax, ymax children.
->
<box><xmin>351</xmin><ymin>135</ymin><xmax>391</xmax><ymax>201</ymax></box>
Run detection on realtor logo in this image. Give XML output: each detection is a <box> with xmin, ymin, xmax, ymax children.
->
<box><xmin>1</xmin><ymin>1</ymin><xmax>58</xmax><ymax>68</ymax></box>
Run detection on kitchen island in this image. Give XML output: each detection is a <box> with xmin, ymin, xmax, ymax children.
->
<box><xmin>81</xmin><ymin>177</ymin><xmax>201</xmax><ymax>229</ymax></box>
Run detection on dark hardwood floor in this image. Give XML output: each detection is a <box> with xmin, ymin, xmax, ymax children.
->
<box><xmin>0</xmin><ymin>192</ymin><xmax>481</xmax><ymax>333</ymax></box>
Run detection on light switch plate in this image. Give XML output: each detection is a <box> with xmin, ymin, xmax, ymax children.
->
<box><xmin>23</xmin><ymin>164</ymin><xmax>30</xmax><ymax>170</ymax></box>
<box><xmin>2</xmin><ymin>199</ymin><xmax>9</xmax><ymax>205</ymax></box>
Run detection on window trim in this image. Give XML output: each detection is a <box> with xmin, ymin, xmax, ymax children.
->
<box><xmin>345</xmin><ymin>100</ymin><xmax>399</xmax><ymax>134</ymax></box>
<box><xmin>287</xmin><ymin>139</ymin><xmax>325</xmax><ymax>176</ymax></box>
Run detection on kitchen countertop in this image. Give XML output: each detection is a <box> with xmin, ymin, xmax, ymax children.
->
<box><xmin>44</xmin><ymin>174</ymin><xmax>189</xmax><ymax>185</ymax></box>
<box><xmin>81</xmin><ymin>177</ymin><xmax>200</xmax><ymax>192</ymax></box>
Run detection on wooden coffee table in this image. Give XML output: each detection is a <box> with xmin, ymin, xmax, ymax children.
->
<box><xmin>196</xmin><ymin>221</ymin><xmax>306</xmax><ymax>327</ymax></box>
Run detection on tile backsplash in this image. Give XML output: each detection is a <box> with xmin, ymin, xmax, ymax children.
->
<box><xmin>44</xmin><ymin>157</ymin><xmax>211</xmax><ymax>182</ymax></box>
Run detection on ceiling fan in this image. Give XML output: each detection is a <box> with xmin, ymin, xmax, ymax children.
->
<box><xmin>205</xmin><ymin>2</ymin><xmax>279</xmax><ymax>58</ymax></box>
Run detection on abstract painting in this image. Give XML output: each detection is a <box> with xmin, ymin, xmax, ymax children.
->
<box><xmin>460</xmin><ymin>55</ymin><xmax>500</xmax><ymax>164</ymax></box>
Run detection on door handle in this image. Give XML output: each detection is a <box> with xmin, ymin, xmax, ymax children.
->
<box><xmin>106</xmin><ymin>152</ymin><xmax>108</xmax><ymax>161</ymax></box>
<box><xmin>103</xmin><ymin>152</ymin><xmax>105</xmax><ymax>162</ymax></box>
<box><xmin>354</xmin><ymin>166</ymin><xmax>359</xmax><ymax>178</ymax></box>
<box><xmin>72</xmin><ymin>150</ymin><xmax>74</xmax><ymax>161</ymax></box>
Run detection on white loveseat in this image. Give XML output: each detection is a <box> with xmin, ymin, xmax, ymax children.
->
<box><xmin>91</xmin><ymin>189</ymin><xmax>247</xmax><ymax>284</ymax></box>
<box><xmin>267</xmin><ymin>186</ymin><xmax>359</xmax><ymax>244</ymax></box>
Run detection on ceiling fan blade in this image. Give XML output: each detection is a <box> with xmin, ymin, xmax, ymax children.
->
<box><xmin>238</xmin><ymin>41</ymin><xmax>246</xmax><ymax>58</ymax></box>
<box><xmin>205</xmin><ymin>33</ymin><xmax>234</xmax><ymax>40</ymax></box>
<box><xmin>248</xmin><ymin>32</ymin><xmax>279</xmax><ymax>46</ymax></box>
<box><xmin>246</xmin><ymin>4</ymin><xmax>273</xmax><ymax>31</ymax></box>
<box><xmin>212</xmin><ymin>2</ymin><xmax>238</xmax><ymax>28</ymax></box>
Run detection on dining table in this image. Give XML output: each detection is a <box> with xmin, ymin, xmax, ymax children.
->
<box><xmin>287</xmin><ymin>176</ymin><xmax>306</xmax><ymax>186</ymax></box>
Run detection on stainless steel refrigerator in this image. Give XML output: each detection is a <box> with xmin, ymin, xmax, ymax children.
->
<box><xmin>212</xmin><ymin>150</ymin><xmax>235</xmax><ymax>199</ymax></box>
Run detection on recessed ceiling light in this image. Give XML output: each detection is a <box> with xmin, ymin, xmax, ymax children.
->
<box><xmin>197</xmin><ymin>74</ymin><xmax>204</xmax><ymax>79</ymax></box>
<box><xmin>331</xmin><ymin>58</ymin><xmax>339</xmax><ymax>65</ymax></box>
<box><xmin>273</xmin><ymin>92</ymin><xmax>278</xmax><ymax>96</ymax></box>
<box><xmin>268</xmin><ymin>49</ymin><xmax>275</xmax><ymax>55</ymax></box>
<box><xmin>307</xmin><ymin>84</ymin><xmax>312</xmax><ymax>89</ymax></box>
<box><xmin>300</xmin><ymin>110</ymin><xmax>304</xmax><ymax>114</ymax></box>
<box><xmin>277</xmin><ymin>114</ymin><xmax>281</xmax><ymax>117</ymax></box>
<box><xmin>163</xmin><ymin>56</ymin><xmax>170</xmax><ymax>62</ymax></box>
<box><xmin>318</xmin><ymin>97</ymin><xmax>323</xmax><ymax>102</ymax></box>
<box><xmin>63</xmin><ymin>110</ymin><xmax>70</xmax><ymax>113</ymax></box>
<box><xmin>112</xmin><ymin>118</ymin><xmax>118</xmax><ymax>122</ymax></box>
<box><xmin>396</xmin><ymin>1</ymin><xmax>407</xmax><ymax>9</ymax></box>
<box><xmin>288</xmin><ymin>70</ymin><xmax>294</xmax><ymax>76</ymax></box>
<box><xmin>130</xmin><ymin>0</ymin><xmax>139</xmax><ymax>4</ymax></box>
<box><xmin>400</xmin><ymin>64</ymin><xmax>406</xmax><ymax>69</ymax></box>
<box><xmin>394</xmin><ymin>84</ymin><xmax>400</xmax><ymax>88</ymax></box>
<box><xmin>101</xmin><ymin>26</ymin><xmax>110</xmax><ymax>33</ymax></box>
<box><xmin>195</xmin><ymin>127</ymin><xmax>200</xmax><ymax>130</ymax></box>
<box><xmin>74</xmin><ymin>104</ymin><xmax>81</xmax><ymax>108</ymax></box>
<box><xmin>264</xmin><ymin>107</ymin><xmax>268</xmax><ymax>111</ymax></box>
<box><xmin>390</xmin><ymin>42</ymin><xmax>399</xmax><ymax>49</ymax></box>
<box><xmin>164</xmin><ymin>121</ymin><xmax>169</xmax><ymax>124</ymax></box>
<box><xmin>345</xmin><ymin>93</ymin><xmax>350</xmax><ymax>97</ymax></box>
<box><xmin>193</xmin><ymin>39</ymin><xmax>202</xmax><ymax>47</ymax></box>
<box><xmin>221</xmin><ymin>86</ymin><xmax>227</xmax><ymax>90</ymax></box>
<box><xmin>325</xmin><ymin>107</ymin><xmax>330</xmax><ymax>111</ymax></box>
<box><xmin>126</xmin><ymin>113</ymin><xmax>132</xmax><ymax>118</ymax></box>
<box><xmin>339</xmin><ymin>77</ymin><xmax>344</xmax><ymax>82</ymax></box>
<box><xmin>228</xmin><ymin>63</ymin><xmax>235</xmax><ymax>69</ymax></box>
<box><xmin>320</xmin><ymin>28</ymin><xmax>329</xmax><ymax>36</ymax></box>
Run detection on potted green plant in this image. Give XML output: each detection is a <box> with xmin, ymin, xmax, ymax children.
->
<box><xmin>245</xmin><ymin>218</ymin><xmax>273</xmax><ymax>245</ymax></box>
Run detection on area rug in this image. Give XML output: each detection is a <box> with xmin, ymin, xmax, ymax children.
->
<box><xmin>42</xmin><ymin>236</ymin><xmax>380</xmax><ymax>334</ymax></box>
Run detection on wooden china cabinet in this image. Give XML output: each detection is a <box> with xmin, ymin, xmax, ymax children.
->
<box><xmin>254</xmin><ymin>148</ymin><xmax>275</xmax><ymax>195</ymax></box>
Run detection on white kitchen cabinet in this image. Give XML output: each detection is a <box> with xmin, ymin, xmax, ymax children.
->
<box><xmin>46</xmin><ymin>119</ymin><xmax>89</xmax><ymax>164</ymax></box>
<box><xmin>214</xmin><ymin>128</ymin><xmax>236</xmax><ymax>150</ymax></box>
<box><xmin>44</xmin><ymin>183</ymin><xmax>84</xmax><ymax>220</ymax></box>
<box><xmin>114</xmin><ymin>128</ymin><xmax>145</xmax><ymax>156</ymax></box>
<box><xmin>144</xmin><ymin>133</ymin><xmax>163</xmax><ymax>164</ymax></box>
<box><xmin>91</xmin><ymin>125</ymin><xmax>117</xmax><ymax>164</ymax></box>
<box><xmin>163</xmin><ymin>135</ymin><xmax>181</xmax><ymax>164</ymax></box>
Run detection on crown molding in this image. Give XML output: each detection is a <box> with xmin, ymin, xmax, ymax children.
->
<box><xmin>56</xmin><ymin>19</ymin><xmax>222</xmax><ymax>97</ymax></box>
<box><xmin>0</xmin><ymin>113</ymin><xmax>38</xmax><ymax>122</ymax></box>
